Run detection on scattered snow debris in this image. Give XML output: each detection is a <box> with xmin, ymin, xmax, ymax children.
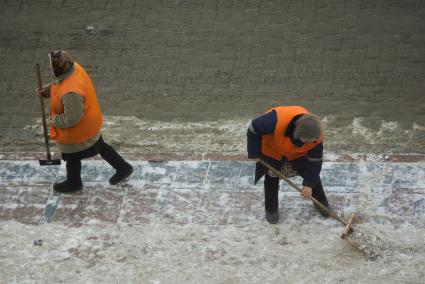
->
<box><xmin>347</xmin><ymin>224</ymin><xmax>391</xmax><ymax>259</ymax></box>
<box><xmin>1</xmin><ymin>222</ymin><xmax>424</xmax><ymax>283</ymax></box>
<box><xmin>86</xmin><ymin>25</ymin><xmax>96</xmax><ymax>35</ymax></box>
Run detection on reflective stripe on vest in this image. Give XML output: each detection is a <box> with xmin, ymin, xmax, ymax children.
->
<box><xmin>50</xmin><ymin>63</ymin><xmax>102</xmax><ymax>144</ymax></box>
<box><xmin>261</xmin><ymin>106</ymin><xmax>323</xmax><ymax>161</ymax></box>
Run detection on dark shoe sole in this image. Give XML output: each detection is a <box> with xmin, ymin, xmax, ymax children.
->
<box><xmin>53</xmin><ymin>184</ymin><xmax>83</xmax><ymax>193</ymax></box>
<box><xmin>109</xmin><ymin>166</ymin><xmax>134</xmax><ymax>185</ymax></box>
<box><xmin>266</xmin><ymin>211</ymin><xmax>279</xmax><ymax>224</ymax></box>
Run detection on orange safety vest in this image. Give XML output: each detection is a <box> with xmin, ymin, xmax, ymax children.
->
<box><xmin>261</xmin><ymin>106</ymin><xmax>323</xmax><ymax>161</ymax></box>
<box><xmin>50</xmin><ymin>62</ymin><xmax>102</xmax><ymax>144</ymax></box>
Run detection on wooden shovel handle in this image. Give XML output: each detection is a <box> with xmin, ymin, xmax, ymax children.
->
<box><xmin>258</xmin><ymin>159</ymin><xmax>348</xmax><ymax>226</ymax></box>
<box><xmin>36</xmin><ymin>63</ymin><xmax>52</xmax><ymax>161</ymax></box>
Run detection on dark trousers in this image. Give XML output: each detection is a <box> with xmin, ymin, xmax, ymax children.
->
<box><xmin>264</xmin><ymin>157</ymin><xmax>328</xmax><ymax>213</ymax></box>
<box><xmin>62</xmin><ymin>136</ymin><xmax>131</xmax><ymax>185</ymax></box>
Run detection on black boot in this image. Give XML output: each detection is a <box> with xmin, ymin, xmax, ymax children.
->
<box><xmin>54</xmin><ymin>159</ymin><xmax>83</xmax><ymax>193</ymax></box>
<box><xmin>109</xmin><ymin>165</ymin><xmax>134</xmax><ymax>185</ymax></box>
<box><xmin>314</xmin><ymin>203</ymin><xmax>330</xmax><ymax>218</ymax></box>
<box><xmin>266</xmin><ymin>210</ymin><xmax>279</xmax><ymax>224</ymax></box>
<box><xmin>53</xmin><ymin>180</ymin><xmax>83</xmax><ymax>193</ymax></box>
<box><xmin>98</xmin><ymin>139</ymin><xmax>134</xmax><ymax>185</ymax></box>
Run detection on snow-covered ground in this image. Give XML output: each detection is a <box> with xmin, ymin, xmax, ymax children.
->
<box><xmin>0</xmin><ymin>159</ymin><xmax>424</xmax><ymax>283</ymax></box>
<box><xmin>21</xmin><ymin>116</ymin><xmax>425</xmax><ymax>155</ymax></box>
<box><xmin>1</xmin><ymin>221</ymin><xmax>424</xmax><ymax>283</ymax></box>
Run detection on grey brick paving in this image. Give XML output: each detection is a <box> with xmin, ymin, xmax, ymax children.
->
<box><xmin>0</xmin><ymin>159</ymin><xmax>424</xmax><ymax>228</ymax></box>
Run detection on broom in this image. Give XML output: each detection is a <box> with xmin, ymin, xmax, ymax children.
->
<box><xmin>259</xmin><ymin>159</ymin><xmax>389</xmax><ymax>258</ymax></box>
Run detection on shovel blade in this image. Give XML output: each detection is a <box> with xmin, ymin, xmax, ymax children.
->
<box><xmin>341</xmin><ymin>213</ymin><xmax>356</xmax><ymax>239</ymax></box>
<box><xmin>39</xmin><ymin>159</ymin><xmax>61</xmax><ymax>166</ymax></box>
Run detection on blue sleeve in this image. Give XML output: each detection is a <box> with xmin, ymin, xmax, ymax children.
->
<box><xmin>302</xmin><ymin>143</ymin><xmax>323</xmax><ymax>187</ymax></box>
<box><xmin>246</xmin><ymin>111</ymin><xmax>277</xmax><ymax>159</ymax></box>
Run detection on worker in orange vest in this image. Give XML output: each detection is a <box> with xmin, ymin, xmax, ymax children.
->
<box><xmin>247</xmin><ymin>106</ymin><xmax>329</xmax><ymax>224</ymax></box>
<box><xmin>36</xmin><ymin>51</ymin><xmax>133</xmax><ymax>193</ymax></box>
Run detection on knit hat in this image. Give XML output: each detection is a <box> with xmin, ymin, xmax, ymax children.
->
<box><xmin>49</xmin><ymin>50</ymin><xmax>74</xmax><ymax>77</ymax></box>
<box><xmin>294</xmin><ymin>114</ymin><xmax>322</xmax><ymax>142</ymax></box>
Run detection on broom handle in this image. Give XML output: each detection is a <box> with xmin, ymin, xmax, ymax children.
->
<box><xmin>259</xmin><ymin>159</ymin><xmax>348</xmax><ymax>226</ymax></box>
<box><xmin>36</xmin><ymin>63</ymin><xmax>52</xmax><ymax>161</ymax></box>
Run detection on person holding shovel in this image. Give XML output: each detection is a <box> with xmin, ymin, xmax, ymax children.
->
<box><xmin>35</xmin><ymin>50</ymin><xmax>133</xmax><ymax>193</ymax></box>
<box><xmin>247</xmin><ymin>105</ymin><xmax>330</xmax><ymax>224</ymax></box>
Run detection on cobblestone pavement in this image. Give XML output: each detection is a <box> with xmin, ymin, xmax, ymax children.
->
<box><xmin>1</xmin><ymin>154</ymin><xmax>425</xmax><ymax>283</ymax></box>
<box><xmin>1</xmin><ymin>0</ymin><xmax>424</xmax><ymax>153</ymax></box>
<box><xmin>1</xmin><ymin>155</ymin><xmax>424</xmax><ymax>229</ymax></box>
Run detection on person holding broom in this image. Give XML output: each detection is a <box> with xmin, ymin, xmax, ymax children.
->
<box><xmin>247</xmin><ymin>105</ymin><xmax>330</xmax><ymax>224</ymax></box>
<box><xmin>35</xmin><ymin>50</ymin><xmax>133</xmax><ymax>193</ymax></box>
